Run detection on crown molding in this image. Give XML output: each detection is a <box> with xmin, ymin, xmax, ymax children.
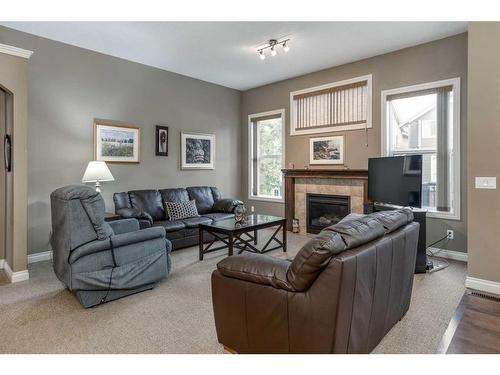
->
<box><xmin>0</xmin><ymin>43</ymin><xmax>33</xmax><ymax>59</ymax></box>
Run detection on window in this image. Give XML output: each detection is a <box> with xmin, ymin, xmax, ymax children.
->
<box><xmin>382</xmin><ymin>78</ymin><xmax>460</xmax><ymax>220</ymax></box>
<box><xmin>248</xmin><ymin>110</ymin><xmax>285</xmax><ymax>202</ymax></box>
<box><xmin>290</xmin><ymin>75</ymin><xmax>372</xmax><ymax>135</ymax></box>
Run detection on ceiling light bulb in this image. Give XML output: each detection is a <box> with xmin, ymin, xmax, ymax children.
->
<box><xmin>271</xmin><ymin>46</ymin><xmax>277</xmax><ymax>57</ymax></box>
<box><xmin>259</xmin><ymin>50</ymin><xmax>266</xmax><ymax>60</ymax></box>
<box><xmin>283</xmin><ymin>42</ymin><xmax>290</xmax><ymax>52</ymax></box>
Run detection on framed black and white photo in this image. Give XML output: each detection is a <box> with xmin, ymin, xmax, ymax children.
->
<box><xmin>180</xmin><ymin>132</ymin><xmax>215</xmax><ymax>170</ymax></box>
<box><xmin>309</xmin><ymin>135</ymin><xmax>344</xmax><ymax>165</ymax></box>
<box><xmin>155</xmin><ymin>126</ymin><xmax>169</xmax><ymax>156</ymax></box>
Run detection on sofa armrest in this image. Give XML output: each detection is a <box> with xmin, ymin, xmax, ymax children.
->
<box><xmin>216</xmin><ymin>253</ymin><xmax>295</xmax><ymax>291</ymax></box>
<box><xmin>108</xmin><ymin>218</ymin><xmax>140</xmax><ymax>234</ymax></box>
<box><xmin>68</xmin><ymin>227</ymin><xmax>169</xmax><ymax>263</ymax></box>
<box><xmin>112</xmin><ymin>226</ymin><xmax>167</xmax><ymax>249</ymax></box>
<box><xmin>116</xmin><ymin>207</ymin><xmax>153</xmax><ymax>225</ymax></box>
<box><xmin>212</xmin><ymin>198</ymin><xmax>244</xmax><ymax>213</ymax></box>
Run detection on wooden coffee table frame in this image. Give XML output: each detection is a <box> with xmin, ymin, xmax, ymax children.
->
<box><xmin>198</xmin><ymin>218</ymin><xmax>287</xmax><ymax>260</ymax></box>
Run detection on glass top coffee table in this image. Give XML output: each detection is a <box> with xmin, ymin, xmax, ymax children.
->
<box><xmin>198</xmin><ymin>214</ymin><xmax>287</xmax><ymax>260</ymax></box>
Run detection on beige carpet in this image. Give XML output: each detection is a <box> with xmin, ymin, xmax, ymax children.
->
<box><xmin>0</xmin><ymin>230</ymin><xmax>466</xmax><ymax>354</ymax></box>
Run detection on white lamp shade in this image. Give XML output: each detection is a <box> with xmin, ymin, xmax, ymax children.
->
<box><xmin>82</xmin><ymin>161</ymin><xmax>115</xmax><ymax>183</ymax></box>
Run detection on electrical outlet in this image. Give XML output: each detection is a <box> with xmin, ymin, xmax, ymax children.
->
<box><xmin>250</xmin><ymin>206</ymin><xmax>255</xmax><ymax>212</ymax></box>
<box><xmin>446</xmin><ymin>230</ymin><xmax>454</xmax><ymax>240</ymax></box>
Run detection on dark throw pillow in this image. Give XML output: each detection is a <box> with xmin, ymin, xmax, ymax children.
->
<box><xmin>164</xmin><ymin>200</ymin><xmax>199</xmax><ymax>220</ymax></box>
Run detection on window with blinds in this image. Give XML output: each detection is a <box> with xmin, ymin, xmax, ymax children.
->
<box><xmin>290</xmin><ymin>74</ymin><xmax>372</xmax><ymax>135</ymax></box>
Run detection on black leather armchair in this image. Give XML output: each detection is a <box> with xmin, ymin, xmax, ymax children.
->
<box><xmin>113</xmin><ymin>186</ymin><xmax>242</xmax><ymax>250</ymax></box>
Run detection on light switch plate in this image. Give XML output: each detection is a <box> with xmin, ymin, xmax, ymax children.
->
<box><xmin>475</xmin><ymin>177</ymin><xmax>497</xmax><ymax>189</ymax></box>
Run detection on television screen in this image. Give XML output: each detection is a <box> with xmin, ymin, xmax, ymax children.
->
<box><xmin>368</xmin><ymin>155</ymin><xmax>422</xmax><ymax>208</ymax></box>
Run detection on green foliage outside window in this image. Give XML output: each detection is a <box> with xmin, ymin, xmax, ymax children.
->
<box><xmin>257</xmin><ymin>119</ymin><xmax>283</xmax><ymax>197</ymax></box>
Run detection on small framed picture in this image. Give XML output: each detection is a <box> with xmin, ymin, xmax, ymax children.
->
<box><xmin>180</xmin><ymin>132</ymin><xmax>215</xmax><ymax>170</ymax></box>
<box><xmin>94</xmin><ymin>119</ymin><xmax>140</xmax><ymax>163</ymax></box>
<box><xmin>155</xmin><ymin>126</ymin><xmax>169</xmax><ymax>156</ymax></box>
<box><xmin>309</xmin><ymin>135</ymin><xmax>344</xmax><ymax>165</ymax></box>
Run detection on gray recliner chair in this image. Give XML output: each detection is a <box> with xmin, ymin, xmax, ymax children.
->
<box><xmin>50</xmin><ymin>185</ymin><xmax>171</xmax><ymax>308</ymax></box>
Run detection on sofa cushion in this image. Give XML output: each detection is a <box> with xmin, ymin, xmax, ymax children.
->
<box><xmin>113</xmin><ymin>192</ymin><xmax>132</xmax><ymax>210</ymax></box>
<box><xmin>210</xmin><ymin>187</ymin><xmax>222</xmax><ymax>201</ymax></box>
<box><xmin>201</xmin><ymin>212</ymin><xmax>234</xmax><ymax>221</ymax></box>
<box><xmin>287</xmin><ymin>230</ymin><xmax>348</xmax><ymax>291</ymax></box>
<box><xmin>187</xmin><ymin>186</ymin><xmax>216</xmax><ymax>214</ymax></box>
<box><xmin>153</xmin><ymin>220</ymin><xmax>186</xmax><ymax>232</ymax></box>
<box><xmin>129</xmin><ymin>190</ymin><xmax>165</xmax><ymax>221</ymax></box>
<box><xmin>287</xmin><ymin>216</ymin><xmax>385</xmax><ymax>291</ymax></box>
<box><xmin>182</xmin><ymin>216</ymin><xmax>213</xmax><ymax>228</ymax></box>
<box><xmin>322</xmin><ymin>216</ymin><xmax>385</xmax><ymax>250</ymax></box>
<box><xmin>81</xmin><ymin>193</ymin><xmax>114</xmax><ymax>240</ymax></box>
<box><xmin>159</xmin><ymin>188</ymin><xmax>189</xmax><ymax>203</ymax></box>
<box><xmin>165</xmin><ymin>200</ymin><xmax>199</xmax><ymax>220</ymax></box>
<box><xmin>367</xmin><ymin>209</ymin><xmax>414</xmax><ymax>233</ymax></box>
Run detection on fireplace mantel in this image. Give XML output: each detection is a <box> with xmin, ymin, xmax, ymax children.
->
<box><xmin>282</xmin><ymin>168</ymin><xmax>369</xmax><ymax>231</ymax></box>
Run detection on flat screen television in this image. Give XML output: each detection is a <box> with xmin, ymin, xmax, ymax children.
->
<box><xmin>368</xmin><ymin>155</ymin><xmax>422</xmax><ymax>208</ymax></box>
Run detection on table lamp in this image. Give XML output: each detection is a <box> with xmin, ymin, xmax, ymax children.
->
<box><xmin>82</xmin><ymin>161</ymin><xmax>114</xmax><ymax>193</ymax></box>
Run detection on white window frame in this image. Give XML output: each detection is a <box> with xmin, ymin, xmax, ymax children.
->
<box><xmin>248</xmin><ymin>109</ymin><xmax>286</xmax><ymax>203</ymax></box>
<box><xmin>381</xmin><ymin>77</ymin><xmax>461</xmax><ymax>220</ymax></box>
<box><xmin>289</xmin><ymin>74</ymin><xmax>372</xmax><ymax>136</ymax></box>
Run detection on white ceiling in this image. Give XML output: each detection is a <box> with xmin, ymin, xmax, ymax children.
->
<box><xmin>2</xmin><ymin>22</ymin><xmax>467</xmax><ymax>90</ymax></box>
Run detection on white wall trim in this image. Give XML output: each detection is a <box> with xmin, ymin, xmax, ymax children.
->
<box><xmin>466</xmin><ymin>276</ymin><xmax>500</xmax><ymax>296</ymax></box>
<box><xmin>0</xmin><ymin>43</ymin><xmax>33</xmax><ymax>59</ymax></box>
<box><xmin>0</xmin><ymin>259</ymin><xmax>5</xmax><ymax>269</ymax></box>
<box><xmin>28</xmin><ymin>250</ymin><xmax>53</xmax><ymax>264</ymax></box>
<box><xmin>428</xmin><ymin>247</ymin><xmax>468</xmax><ymax>262</ymax></box>
<box><xmin>3</xmin><ymin>261</ymin><xmax>29</xmax><ymax>283</ymax></box>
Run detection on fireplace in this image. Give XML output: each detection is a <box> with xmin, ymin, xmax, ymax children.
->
<box><xmin>306</xmin><ymin>193</ymin><xmax>350</xmax><ymax>234</ymax></box>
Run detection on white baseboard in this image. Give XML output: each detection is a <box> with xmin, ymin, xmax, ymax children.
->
<box><xmin>428</xmin><ymin>247</ymin><xmax>468</xmax><ymax>262</ymax></box>
<box><xmin>3</xmin><ymin>261</ymin><xmax>29</xmax><ymax>283</ymax></box>
<box><xmin>466</xmin><ymin>276</ymin><xmax>500</xmax><ymax>296</ymax></box>
<box><xmin>0</xmin><ymin>258</ymin><xmax>4</xmax><ymax>269</ymax></box>
<box><xmin>28</xmin><ymin>250</ymin><xmax>53</xmax><ymax>264</ymax></box>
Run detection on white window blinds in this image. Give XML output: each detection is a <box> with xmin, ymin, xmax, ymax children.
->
<box><xmin>290</xmin><ymin>75</ymin><xmax>372</xmax><ymax>135</ymax></box>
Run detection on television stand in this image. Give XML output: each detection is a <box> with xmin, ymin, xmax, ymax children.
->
<box><xmin>364</xmin><ymin>203</ymin><xmax>428</xmax><ymax>274</ymax></box>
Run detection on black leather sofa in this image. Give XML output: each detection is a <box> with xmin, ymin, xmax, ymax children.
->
<box><xmin>113</xmin><ymin>186</ymin><xmax>242</xmax><ymax>250</ymax></box>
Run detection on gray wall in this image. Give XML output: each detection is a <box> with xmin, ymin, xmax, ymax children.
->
<box><xmin>241</xmin><ymin>33</ymin><xmax>468</xmax><ymax>253</ymax></box>
<box><xmin>0</xmin><ymin>26</ymin><xmax>241</xmax><ymax>255</ymax></box>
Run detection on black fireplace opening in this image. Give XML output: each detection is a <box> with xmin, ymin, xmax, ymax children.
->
<box><xmin>306</xmin><ymin>193</ymin><xmax>350</xmax><ymax>234</ymax></box>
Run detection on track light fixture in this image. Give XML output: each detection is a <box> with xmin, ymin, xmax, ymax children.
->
<box><xmin>257</xmin><ymin>38</ymin><xmax>290</xmax><ymax>60</ymax></box>
<box><xmin>283</xmin><ymin>41</ymin><xmax>290</xmax><ymax>53</ymax></box>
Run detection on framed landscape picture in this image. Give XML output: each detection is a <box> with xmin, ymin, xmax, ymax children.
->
<box><xmin>309</xmin><ymin>135</ymin><xmax>344</xmax><ymax>165</ymax></box>
<box><xmin>94</xmin><ymin>120</ymin><xmax>140</xmax><ymax>163</ymax></box>
<box><xmin>155</xmin><ymin>125</ymin><xmax>169</xmax><ymax>156</ymax></box>
<box><xmin>180</xmin><ymin>132</ymin><xmax>215</xmax><ymax>170</ymax></box>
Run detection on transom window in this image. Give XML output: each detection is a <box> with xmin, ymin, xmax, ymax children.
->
<box><xmin>382</xmin><ymin>78</ymin><xmax>461</xmax><ymax>220</ymax></box>
<box><xmin>248</xmin><ymin>109</ymin><xmax>285</xmax><ymax>202</ymax></box>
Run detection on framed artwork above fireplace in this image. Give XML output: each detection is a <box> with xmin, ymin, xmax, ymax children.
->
<box><xmin>309</xmin><ymin>135</ymin><xmax>344</xmax><ymax>165</ymax></box>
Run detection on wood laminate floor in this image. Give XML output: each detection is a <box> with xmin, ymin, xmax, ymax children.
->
<box><xmin>438</xmin><ymin>289</ymin><xmax>500</xmax><ymax>353</ymax></box>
